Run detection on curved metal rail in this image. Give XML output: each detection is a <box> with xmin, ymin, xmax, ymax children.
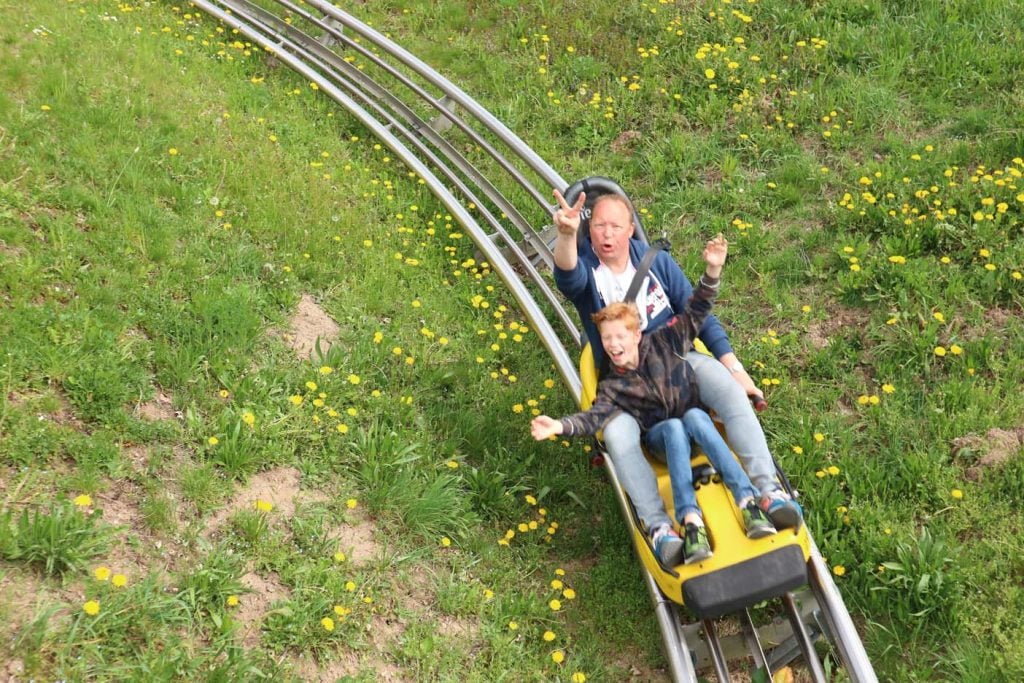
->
<box><xmin>185</xmin><ymin>3</ymin><xmax>877</xmax><ymax>681</ymax></box>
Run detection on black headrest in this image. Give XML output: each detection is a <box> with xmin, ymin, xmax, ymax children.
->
<box><xmin>560</xmin><ymin>176</ymin><xmax>649</xmax><ymax>245</ymax></box>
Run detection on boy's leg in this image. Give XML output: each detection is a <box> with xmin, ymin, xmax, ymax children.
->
<box><xmin>602</xmin><ymin>412</ymin><xmax>674</xmax><ymax>531</ymax></box>
<box><xmin>683</xmin><ymin>408</ymin><xmax>777</xmax><ymax>538</ymax></box>
<box><xmin>685</xmin><ymin>352</ymin><xmax>779</xmax><ymax>494</ymax></box>
<box><xmin>645</xmin><ymin>418</ymin><xmax>711</xmax><ymax>564</ymax></box>
<box><xmin>644</xmin><ymin>419</ymin><xmax>701</xmax><ymax>526</ymax></box>
<box><xmin>681</xmin><ymin>408</ymin><xmax>758</xmax><ymax>503</ymax></box>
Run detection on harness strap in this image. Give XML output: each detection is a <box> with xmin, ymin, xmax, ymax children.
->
<box><xmin>623</xmin><ymin>237</ymin><xmax>671</xmax><ymax>303</ymax></box>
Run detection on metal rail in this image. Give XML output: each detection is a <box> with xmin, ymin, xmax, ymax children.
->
<box><xmin>185</xmin><ymin>3</ymin><xmax>877</xmax><ymax>681</ymax></box>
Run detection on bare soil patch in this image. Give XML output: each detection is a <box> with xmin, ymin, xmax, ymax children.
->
<box><xmin>328</xmin><ymin>509</ymin><xmax>380</xmax><ymax>566</ymax></box>
<box><xmin>136</xmin><ymin>389</ymin><xmax>176</xmax><ymax>422</ymax></box>
<box><xmin>611</xmin><ymin>129</ymin><xmax>642</xmax><ymax>154</ymax></box>
<box><xmin>954</xmin><ymin>427</ymin><xmax>1024</xmax><ymax>481</ymax></box>
<box><xmin>806</xmin><ymin>305</ymin><xmax>868</xmax><ymax>350</ymax></box>
<box><xmin>235</xmin><ymin>570</ymin><xmax>291</xmax><ymax>648</ymax></box>
<box><xmin>280</xmin><ymin>294</ymin><xmax>340</xmax><ymax>360</ymax></box>
<box><xmin>201</xmin><ymin>466</ymin><xmax>325</xmax><ymax>539</ymax></box>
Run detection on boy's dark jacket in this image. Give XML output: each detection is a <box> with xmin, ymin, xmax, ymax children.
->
<box><xmin>559</xmin><ymin>273</ymin><xmax>719</xmax><ymax>437</ymax></box>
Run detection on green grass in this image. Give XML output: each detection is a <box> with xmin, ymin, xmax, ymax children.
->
<box><xmin>0</xmin><ymin>0</ymin><xmax>1022</xmax><ymax>680</ymax></box>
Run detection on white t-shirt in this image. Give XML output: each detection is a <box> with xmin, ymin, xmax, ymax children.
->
<box><xmin>593</xmin><ymin>262</ymin><xmax>672</xmax><ymax>331</ymax></box>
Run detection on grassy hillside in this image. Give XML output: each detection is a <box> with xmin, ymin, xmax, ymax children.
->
<box><xmin>1</xmin><ymin>0</ymin><xmax>1023</xmax><ymax>680</ymax></box>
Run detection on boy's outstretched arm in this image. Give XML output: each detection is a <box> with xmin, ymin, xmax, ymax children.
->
<box><xmin>531</xmin><ymin>415</ymin><xmax>564</xmax><ymax>441</ymax></box>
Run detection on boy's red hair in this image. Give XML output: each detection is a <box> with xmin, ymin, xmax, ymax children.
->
<box><xmin>592</xmin><ymin>302</ymin><xmax>640</xmax><ymax>332</ymax></box>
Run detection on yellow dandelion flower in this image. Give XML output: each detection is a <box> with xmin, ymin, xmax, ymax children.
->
<box><xmin>827</xmin><ymin>465</ymin><xmax>841</xmax><ymax>476</ymax></box>
<box><xmin>346</xmin><ymin>498</ymin><xmax>358</xmax><ymax>509</ymax></box>
<box><xmin>168</xmin><ymin>148</ymin><xmax>179</xmax><ymax>156</ymax></box>
<box><xmin>73</xmin><ymin>494</ymin><xmax>93</xmax><ymax>507</ymax></box>
<box><xmin>833</xmin><ymin>565</ymin><xmax>846</xmax><ymax>577</ymax></box>
<box><xmin>446</xmin><ymin>460</ymin><xmax>459</xmax><ymax>469</ymax></box>
<box><xmin>334</xmin><ymin>551</ymin><xmax>347</xmax><ymax>562</ymax></box>
<box><xmin>94</xmin><ymin>566</ymin><xmax>111</xmax><ymax>581</ymax></box>
<box><xmin>83</xmin><ymin>600</ymin><xmax>100</xmax><ymax>616</ymax></box>
<box><xmin>112</xmin><ymin>574</ymin><xmax>127</xmax><ymax>588</ymax></box>
<box><xmin>572</xmin><ymin>673</ymin><xmax>587</xmax><ymax>683</ymax></box>
<box><xmin>525</xmin><ymin>494</ymin><xmax>537</xmax><ymax>505</ymax></box>
<box><xmin>951</xmin><ymin>488</ymin><xmax>964</xmax><ymax>500</ymax></box>
<box><xmin>549</xmin><ymin>599</ymin><xmax>562</xmax><ymax>611</ymax></box>
<box><xmin>792</xmin><ymin>445</ymin><xmax>803</xmax><ymax>455</ymax></box>
<box><xmin>813</xmin><ymin>432</ymin><xmax>825</xmax><ymax>442</ymax></box>
<box><xmin>563</xmin><ymin>588</ymin><xmax>576</xmax><ymax>600</ymax></box>
<box><xmin>345</xmin><ymin>581</ymin><xmax>356</xmax><ymax>592</ymax></box>
<box><xmin>289</xmin><ymin>395</ymin><xmax>303</xmax><ymax>406</ymax></box>
<box><xmin>882</xmin><ymin>384</ymin><xmax>895</xmax><ymax>393</ymax></box>
<box><xmin>483</xmin><ymin>589</ymin><xmax>494</xmax><ymax>600</ymax></box>
<box><xmin>226</xmin><ymin>595</ymin><xmax>239</xmax><ymax>607</ymax></box>
<box><xmin>950</xmin><ymin>344</ymin><xmax>963</xmax><ymax>355</ymax></box>
<box><xmin>555</xmin><ymin>568</ymin><xmax>565</xmax><ymax>576</ymax></box>
<box><xmin>337</xmin><ymin>424</ymin><xmax>349</xmax><ymax>434</ymax></box>
<box><xmin>347</xmin><ymin>374</ymin><xmax>360</xmax><ymax>385</ymax></box>
<box><xmin>219</xmin><ymin>389</ymin><xmax>230</xmax><ymax>398</ymax></box>
<box><xmin>241</xmin><ymin>411</ymin><xmax>255</xmax><ymax>426</ymax></box>
<box><xmin>551</xmin><ymin>579</ymin><xmax>564</xmax><ymax>590</ymax></box>
<box><xmin>441</xmin><ymin>537</ymin><xmax>452</xmax><ymax>547</ymax></box>
<box><xmin>255</xmin><ymin>499</ymin><xmax>273</xmax><ymax>512</ymax></box>
<box><xmin>207</xmin><ymin>436</ymin><xmax>219</xmax><ymax>446</ymax></box>
<box><xmin>508</xmin><ymin>621</ymin><xmax>519</xmax><ymax>630</ymax></box>
<box><xmin>934</xmin><ymin>346</ymin><xmax>947</xmax><ymax>357</ymax></box>
<box><xmin>321</xmin><ymin>617</ymin><xmax>335</xmax><ymax>631</ymax></box>
<box><xmin>543</xmin><ymin>630</ymin><xmax>556</xmax><ymax>642</ymax></box>
<box><xmin>552</xmin><ymin>650</ymin><xmax>565</xmax><ymax>664</ymax></box>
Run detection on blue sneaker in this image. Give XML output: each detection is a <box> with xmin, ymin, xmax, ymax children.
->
<box><xmin>651</xmin><ymin>525</ymin><xmax>685</xmax><ymax>567</ymax></box>
<box><xmin>760</xmin><ymin>491</ymin><xmax>803</xmax><ymax>530</ymax></box>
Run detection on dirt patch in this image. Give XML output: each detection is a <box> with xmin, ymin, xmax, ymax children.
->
<box><xmin>328</xmin><ymin>509</ymin><xmax>380</xmax><ymax>565</ymax></box>
<box><xmin>806</xmin><ymin>305</ymin><xmax>868</xmax><ymax>350</ymax></box>
<box><xmin>202</xmin><ymin>466</ymin><xmax>320</xmax><ymax>538</ymax></box>
<box><xmin>954</xmin><ymin>427</ymin><xmax>1024</xmax><ymax>481</ymax></box>
<box><xmin>235</xmin><ymin>571</ymin><xmax>291</xmax><ymax>648</ymax></box>
<box><xmin>0</xmin><ymin>569</ymin><xmax>45</xmax><ymax>647</ymax></box>
<box><xmin>136</xmin><ymin>390</ymin><xmax>176</xmax><ymax>422</ymax></box>
<box><xmin>611</xmin><ymin>129</ymin><xmax>642</xmax><ymax>154</ymax></box>
<box><xmin>289</xmin><ymin>652</ymin><xmax>366</xmax><ymax>683</ymax></box>
<box><xmin>281</xmin><ymin>294</ymin><xmax>340</xmax><ymax>360</ymax></box>
<box><xmin>122</xmin><ymin>445</ymin><xmax>150</xmax><ymax>474</ymax></box>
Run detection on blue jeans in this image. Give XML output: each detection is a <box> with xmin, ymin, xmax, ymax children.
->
<box><xmin>645</xmin><ymin>410</ymin><xmax>760</xmax><ymax>525</ymax></box>
<box><xmin>685</xmin><ymin>352</ymin><xmax>779</xmax><ymax>495</ymax></box>
<box><xmin>601</xmin><ymin>354</ymin><xmax>780</xmax><ymax>531</ymax></box>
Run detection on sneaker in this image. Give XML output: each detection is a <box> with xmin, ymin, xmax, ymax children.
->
<box><xmin>760</xmin><ymin>491</ymin><xmax>804</xmax><ymax>530</ymax></box>
<box><xmin>682</xmin><ymin>523</ymin><xmax>713</xmax><ymax>565</ymax></box>
<box><xmin>742</xmin><ymin>500</ymin><xmax>778</xmax><ymax>539</ymax></box>
<box><xmin>651</xmin><ymin>525</ymin><xmax>685</xmax><ymax>567</ymax></box>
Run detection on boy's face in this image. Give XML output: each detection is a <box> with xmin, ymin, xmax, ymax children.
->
<box><xmin>599</xmin><ymin>318</ymin><xmax>642</xmax><ymax>370</ymax></box>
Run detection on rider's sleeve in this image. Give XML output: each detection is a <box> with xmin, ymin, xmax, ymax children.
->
<box><xmin>655</xmin><ymin>252</ymin><xmax>733</xmax><ymax>359</ymax></box>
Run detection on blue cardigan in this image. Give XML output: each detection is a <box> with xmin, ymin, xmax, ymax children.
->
<box><xmin>554</xmin><ymin>238</ymin><xmax>733</xmax><ymax>367</ymax></box>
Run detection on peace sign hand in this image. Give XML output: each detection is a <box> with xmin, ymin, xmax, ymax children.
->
<box><xmin>552</xmin><ymin>189</ymin><xmax>586</xmax><ymax>237</ymax></box>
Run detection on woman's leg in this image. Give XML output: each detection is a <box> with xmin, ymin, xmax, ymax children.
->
<box><xmin>602</xmin><ymin>412</ymin><xmax>673</xmax><ymax>531</ymax></box>
<box><xmin>685</xmin><ymin>352</ymin><xmax>779</xmax><ymax>495</ymax></box>
<box><xmin>681</xmin><ymin>408</ymin><xmax>758</xmax><ymax>504</ymax></box>
<box><xmin>644</xmin><ymin>418</ymin><xmax>700</xmax><ymax>525</ymax></box>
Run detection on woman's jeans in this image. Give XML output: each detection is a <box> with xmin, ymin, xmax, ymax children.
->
<box><xmin>645</xmin><ymin>409</ymin><xmax>759</xmax><ymax>524</ymax></box>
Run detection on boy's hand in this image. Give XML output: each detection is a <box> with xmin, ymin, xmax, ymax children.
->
<box><xmin>703</xmin><ymin>233</ymin><xmax>728</xmax><ymax>269</ymax></box>
<box><xmin>552</xmin><ymin>189</ymin><xmax>586</xmax><ymax>237</ymax></box>
<box><xmin>531</xmin><ymin>415</ymin><xmax>564</xmax><ymax>441</ymax></box>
